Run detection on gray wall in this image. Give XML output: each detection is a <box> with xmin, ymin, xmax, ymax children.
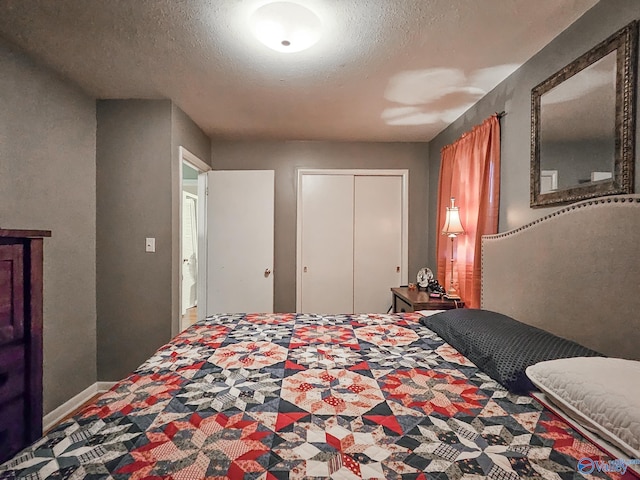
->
<box><xmin>96</xmin><ymin>100</ymin><xmax>173</xmax><ymax>381</ymax></box>
<box><xmin>0</xmin><ymin>40</ymin><xmax>97</xmax><ymax>414</ymax></box>
<box><xmin>97</xmin><ymin>100</ymin><xmax>211</xmax><ymax>381</ymax></box>
<box><xmin>428</xmin><ymin>0</ymin><xmax>640</xmax><ymax>270</ymax></box>
<box><xmin>171</xmin><ymin>105</ymin><xmax>211</xmax><ymax>164</ymax></box>
<box><xmin>210</xmin><ymin>141</ymin><xmax>430</xmax><ymax>313</ymax></box>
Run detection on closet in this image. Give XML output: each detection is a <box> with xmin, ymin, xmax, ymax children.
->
<box><xmin>297</xmin><ymin>170</ymin><xmax>407</xmax><ymax>314</ymax></box>
<box><xmin>0</xmin><ymin>229</ymin><xmax>49</xmax><ymax>463</ymax></box>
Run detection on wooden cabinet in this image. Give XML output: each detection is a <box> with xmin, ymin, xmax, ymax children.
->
<box><xmin>0</xmin><ymin>229</ymin><xmax>50</xmax><ymax>464</ymax></box>
<box><xmin>390</xmin><ymin>287</ymin><xmax>463</xmax><ymax>312</ymax></box>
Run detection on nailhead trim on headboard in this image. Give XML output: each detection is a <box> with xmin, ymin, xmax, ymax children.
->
<box><xmin>484</xmin><ymin>195</ymin><xmax>640</xmax><ymax>240</ymax></box>
<box><xmin>481</xmin><ymin>194</ymin><xmax>640</xmax><ymax>307</ymax></box>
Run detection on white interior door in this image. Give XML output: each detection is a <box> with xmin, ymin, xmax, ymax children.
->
<box><xmin>181</xmin><ymin>191</ymin><xmax>198</xmax><ymax>314</ymax></box>
<box><xmin>206</xmin><ymin>170</ymin><xmax>274</xmax><ymax>314</ymax></box>
<box><xmin>300</xmin><ymin>174</ymin><xmax>354</xmax><ymax>313</ymax></box>
<box><xmin>353</xmin><ymin>176</ymin><xmax>403</xmax><ymax>313</ymax></box>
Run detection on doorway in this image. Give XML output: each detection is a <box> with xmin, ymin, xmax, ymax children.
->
<box><xmin>181</xmin><ymin>165</ymin><xmax>198</xmax><ymax>329</ymax></box>
<box><xmin>179</xmin><ymin>147</ymin><xmax>210</xmax><ymax>332</ymax></box>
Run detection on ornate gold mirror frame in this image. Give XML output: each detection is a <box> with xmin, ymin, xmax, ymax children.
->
<box><xmin>531</xmin><ymin>21</ymin><xmax>638</xmax><ymax>207</ymax></box>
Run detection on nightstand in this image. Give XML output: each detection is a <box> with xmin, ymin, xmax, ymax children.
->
<box><xmin>390</xmin><ymin>287</ymin><xmax>464</xmax><ymax>312</ymax></box>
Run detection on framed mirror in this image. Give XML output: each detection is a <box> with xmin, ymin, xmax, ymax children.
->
<box><xmin>531</xmin><ymin>21</ymin><xmax>637</xmax><ymax>207</ymax></box>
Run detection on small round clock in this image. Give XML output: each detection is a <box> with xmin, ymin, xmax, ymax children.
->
<box><xmin>416</xmin><ymin>267</ymin><xmax>434</xmax><ymax>289</ymax></box>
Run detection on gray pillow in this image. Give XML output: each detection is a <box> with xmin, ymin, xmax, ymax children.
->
<box><xmin>420</xmin><ymin>309</ymin><xmax>602</xmax><ymax>394</ymax></box>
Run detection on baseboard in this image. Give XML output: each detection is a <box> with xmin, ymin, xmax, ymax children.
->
<box><xmin>96</xmin><ymin>381</ymin><xmax>117</xmax><ymax>393</ymax></box>
<box><xmin>43</xmin><ymin>381</ymin><xmax>117</xmax><ymax>432</ymax></box>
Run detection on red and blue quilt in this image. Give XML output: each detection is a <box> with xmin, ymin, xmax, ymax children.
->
<box><xmin>0</xmin><ymin>313</ymin><xmax>626</xmax><ymax>479</ymax></box>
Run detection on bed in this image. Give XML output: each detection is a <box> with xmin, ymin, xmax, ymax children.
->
<box><xmin>1</xmin><ymin>195</ymin><xmax>639</xmax><ymax>479</ymax></box>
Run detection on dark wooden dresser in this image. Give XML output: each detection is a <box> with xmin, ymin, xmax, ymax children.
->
<box><xmin>0</xmin><ymin>229</ymin><xmax>50</xmax><ymax>463</ymax></box>
<box><xmin>391</xmin><ymin>286</ymin><xmax>464</xmax><ymax>312</ymax></box>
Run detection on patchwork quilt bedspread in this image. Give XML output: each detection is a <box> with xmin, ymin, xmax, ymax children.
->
<box><xmin>0</xmin><ymin>313</ymin><xmax>624</xmax><ymax>479</ymax></box>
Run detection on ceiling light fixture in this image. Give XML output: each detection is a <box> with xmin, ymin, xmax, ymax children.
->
<box><xmin>249</xmin><ymin>1</ymin><xmax>322</xmax><ymax>53</ymax></box>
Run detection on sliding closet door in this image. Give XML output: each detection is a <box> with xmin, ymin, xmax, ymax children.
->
<box><xmin>300</xmin><ymin>174</ymin><xmax>354</xmax><ymax>313</ymax></box>
<box><xmin>353</xmin><ymin>176</ymin><xmax>403</xmax><ymax>313</ymax></box>
<box><xmin>298</xmin><ymin>170</ymin><xmax>407</xmax><ymax>314</ymax></box>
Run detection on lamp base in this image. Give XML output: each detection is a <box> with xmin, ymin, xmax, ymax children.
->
<box><xmin>444</xmin><ymin>287</ymin><xmax>461</xmax><ymax>300</ymax></box>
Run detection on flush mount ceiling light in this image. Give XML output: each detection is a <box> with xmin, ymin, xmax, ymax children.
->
<box><xmin>249</xmin><ymin>1</ymin><xmax>322</xmax><ymax>53</ymax></box>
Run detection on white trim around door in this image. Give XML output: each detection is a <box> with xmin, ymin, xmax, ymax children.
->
<box><xmin>175</xmin><ymin>147</ymin><xmax>211</xmax><ymax>337</ymax></box>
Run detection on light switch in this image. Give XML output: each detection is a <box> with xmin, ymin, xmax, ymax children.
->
<box><xmin>145</xmin><ymin>237</ymin><xmax>156</xmax><ymax>253</ymax></box>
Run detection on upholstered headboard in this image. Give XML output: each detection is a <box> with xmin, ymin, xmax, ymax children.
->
<box><xmin>482</xmin><ymin>195</ymin><xmax>640</xmax><ymax>360</ymax></box>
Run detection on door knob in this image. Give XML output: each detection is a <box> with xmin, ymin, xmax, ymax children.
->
<box><xmin>396</xmin><ymin>266</ymin><xmax>400</xmax><ymax>273</ymax></box>
<box><xmin>264</xmin><ymin>268</ymin><xmax>271</xmax><ymax>277</ymax></box>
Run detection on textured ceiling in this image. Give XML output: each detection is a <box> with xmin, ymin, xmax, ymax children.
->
<box><xmin>0</xmin><ymin>0</ymin><xmax>598</xmax><ymax>142</ymax></box>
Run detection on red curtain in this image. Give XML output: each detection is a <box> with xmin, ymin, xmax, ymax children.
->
<box><xmin>436</xmin><ymin>115</ymin><xmax>501</xmax><ymax>308</ymax></box>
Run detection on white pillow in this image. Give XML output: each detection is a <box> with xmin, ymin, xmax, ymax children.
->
<box><xmin>526</xmin><ymin>357</ymin><xmax>640</xmax><ymax>458</ymax></box>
